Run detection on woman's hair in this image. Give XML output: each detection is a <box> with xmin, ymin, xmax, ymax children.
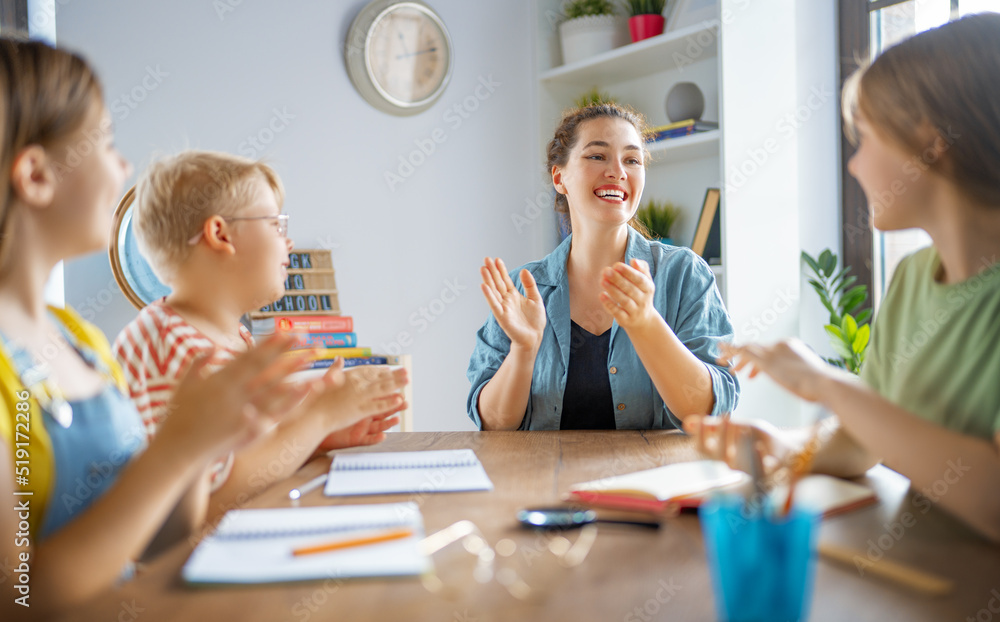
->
<box><xmin>842</xmin><ymin>13</ymin><xmax>1000</xmax><ymax>207</ymax></box>
<box><xmin>132</xmin><ymin>150</ymin><xmax>284</xmax><ymax>284</ymax></box>
<box><xmin>546</xmin><ymin>103</ymin><xmax>653</xmax><ymax>237</ymax></box>
<box><xmin>0</xmin><ymin>36</ymin><xmax>103</xmax><ymax>271</ymax></box>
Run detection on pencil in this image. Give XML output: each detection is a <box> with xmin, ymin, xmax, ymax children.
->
<box><xmin>292</xmin><ymin>527</ymin><xmax>414</xmax><ymax>557</ymax></box>
<box><xmin>818</xmin><ymin>542</ymin><xmax>955</xmax><ymax>596</ymax></box>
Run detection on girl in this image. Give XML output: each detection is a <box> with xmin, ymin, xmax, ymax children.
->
<box><xmin>687</xmin><ymin>14</ymin><xmax>1000</xmax><ymax>543</ymax></box>
<box><xmin>467</xmin><ymin>103</ymin><xmax>739</xmax><ymax>430</ymax></box>
<box><xmin>0</xmin><ymin>37</ymin><xmax>384</xmax><ymax>618</ymax></box>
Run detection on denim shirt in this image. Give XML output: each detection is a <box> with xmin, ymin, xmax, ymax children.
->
<box><xmin>466</xmin><ymin>228</ymin><xmax>739</xmax><ymax>430</ymax></box>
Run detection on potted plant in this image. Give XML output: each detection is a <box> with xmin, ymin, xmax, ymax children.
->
<box><xmin>574</xmin><ymin>86</ymin><xmax>617</xmax><ymax>108</ymax></box>
<box><xmin>623</xmin><ymin>0</ymin><xmax>667</xmax><ymax>43</ymax></box>
<box><xmin>635</xmin><ymin>198</ymin><xmax>681</xmax><ymax>244</ymax></box>
<box><xmin>559</xmin><ymin>0</ymin><xmax>628</xmax><ymax>65</ymax></box>
<box><xmin>802</xmin><ymin>249</ymin><xmax>872</xmax><ymax>374</ymax></box>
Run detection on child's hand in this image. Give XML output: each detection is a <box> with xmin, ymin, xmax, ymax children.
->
<box><xmin>156</xmin><ymin>335</ymin><xmax>311</xmax><ymax>461</ymax></box>
<box><xmin>305</xmin><ymin>359</ymin><xmax>409</xmax><ymax>431</ymax></box>
<box><xmin>599</xmin><ymin>259</ymin><xmax>659</xmax><ymax>332</ymax></box>
<box><xmin>316</xmin><ymin>410</ymin><xmax>403</xmax><ymax>452</ymax></box>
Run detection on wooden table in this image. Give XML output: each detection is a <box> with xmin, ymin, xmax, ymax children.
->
<box><xmin>59</xmin><ymin>431</ymin><xmax>1000</xmax><ymax>621</ymax></box>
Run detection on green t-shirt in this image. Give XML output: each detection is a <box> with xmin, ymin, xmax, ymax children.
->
<box><xmin>860</xmin><ymin>247</ymin><xmax>1000</xmax><ymax>440</ymax></box>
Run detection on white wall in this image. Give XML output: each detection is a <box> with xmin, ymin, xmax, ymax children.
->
<box><xmin>56</xmin><ymin>0</ymin><xmax>549</xmax><ymax>431</ymax></box>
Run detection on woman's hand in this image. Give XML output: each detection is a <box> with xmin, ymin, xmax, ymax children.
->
<box><xmin>480</xmin><ymin>257</ymin><xmax>547</xmax><ymax>352</ymax></box>
<box><xmin>719</xmin><ymin>339</ymin><xmax>840</xmax><ymax>403</ymax></box>
<box><xmin>684</xmin><ymin>415</ymin><xmax>796</xmax><ymax>477</ymax></box>
<box><xmin>599</xmin><ymin>259</ymin><xmax>660</xmax><ymax>332</ymax></box>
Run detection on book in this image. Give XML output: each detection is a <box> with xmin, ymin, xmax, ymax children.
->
<box><xmin>290</xmin><ymin>332</ymin><xmax>358</xmax><ymax>348</ymax></box>
<box><xmin>251</xmin><ymin>315</ymin><xmax>354</xmax><ymax>335</ymax></box>
<box><xmin>691</xmin><ymin>188</ymin><xmax>721</xmax><ymax>261</ymax></box>
<box><xmin>324</xmin><ymin>449</ymin><xmax>494</xmax><ymax>497</ymax></box>
<box><xmin>645</xmin><ymin>119</ymin><xmax>719</xmax><ymax>134</ymax></box>
<box><xmin>306</xmin><ymin>347</ymin><xmax>373</xmax><ymax>360</ymax></box>
<box><xmin>181</xmin><ymin>502</ymin><xmax>429</xmax><ymax>584</ymax></box>
<box><xmin>566</xmin><ymin>460</ymin><xmax>877</xmax><ymax>518</ymax></box>
<box><xmin>305</xmin><ymin>356</ymin><xmax>389</xmax><ymax>370</ymax></box>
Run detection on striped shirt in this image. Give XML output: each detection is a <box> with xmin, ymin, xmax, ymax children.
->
<box><xmin>112</xmin><ymin>299</ymin><xmax>254</xmax><ymax>490</ymax></box>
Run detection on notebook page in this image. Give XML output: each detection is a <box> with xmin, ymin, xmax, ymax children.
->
<box><xmin>183</xmin><ymin>502</ymin><xmax>429</xmax><ymax>584</ymax></box>
<box><xmin>324</xmin><ymin>449</ymin><xmax>494</xmax><ymax>496</ymax></box>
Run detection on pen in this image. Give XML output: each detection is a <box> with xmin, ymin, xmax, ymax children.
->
<box><xmin>288</xmin><ymin>474</ymin><xmax>328</xmax><ymax>501</ymax></box>
<box><xmin>292</xmin><ymin>527</ymin><xmax>414</xmax><ymax>557</ymax></box>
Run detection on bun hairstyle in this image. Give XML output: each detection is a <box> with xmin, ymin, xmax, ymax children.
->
<box><xmin>546</xmin><ymin>103</ymin><xmax>653</xmax><ymax>237</ymax></box>
<box><xmin>0</xmin><ymin>36</ymin><xmax>103</xmax><ymax>271</ymax></box>
<box><xmin>842</xmin><ymin>13</ymin><xmax>1000</xmax><ymax>208</ymax></box>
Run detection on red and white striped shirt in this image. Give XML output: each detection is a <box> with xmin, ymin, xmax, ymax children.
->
<box><xmin>112</xmin><ymin>299</ymin><xmax>254</xmax><ymax>490</ymax></box>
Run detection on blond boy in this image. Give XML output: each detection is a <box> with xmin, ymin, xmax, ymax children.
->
<box><xmin>113</xmin><ymin>151</ymin><xmax>406</xmax><ymax>516</ymax></box>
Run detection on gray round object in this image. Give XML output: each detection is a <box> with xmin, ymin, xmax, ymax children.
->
<box><xmin>665</xmin><ymin>82</ymin><xmax>705</xmax><ymax>122</ymax></box>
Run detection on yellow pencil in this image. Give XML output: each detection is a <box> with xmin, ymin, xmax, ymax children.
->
<box><xmin>291</xmin><ymin>527</ymin><xmax>414</xmax><ymax>557</ymax></box>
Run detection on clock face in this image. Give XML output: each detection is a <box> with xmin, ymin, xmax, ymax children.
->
<box><xmin>366</xmin><ymin>4</ymin><xmax>450</xmax><ymax>107</ymax></box>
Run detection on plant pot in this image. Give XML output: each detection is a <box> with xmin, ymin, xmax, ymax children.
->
<box><xmin>559</xmin><ymin>15</ymin><xmax>629</xmax><ymax>65</ymax></box>
<box><xmin>628</xmin><ymin>14</ymin><xmax>665</xmax><ymax>43</ymax></box>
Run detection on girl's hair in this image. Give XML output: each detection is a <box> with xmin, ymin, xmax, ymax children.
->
<box><xmin>546</xmin><ymin>103</ymin><xmax>653</xmax><ymax>237</ymax></box>
<box><xmin>0</xmin><ymin>36</ymin><xmax>103</xmax><ymax>270</ymax></box>
<box><xmin>842</xmin><ymin>13</ymin><xmax>1000</xmax><ymax>207</ymax></box>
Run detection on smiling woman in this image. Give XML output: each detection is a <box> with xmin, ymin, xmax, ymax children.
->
<box><xmin>466</xmin><ymin>103</ymin><xmax>739</xmax><ymax>431</ymax></box>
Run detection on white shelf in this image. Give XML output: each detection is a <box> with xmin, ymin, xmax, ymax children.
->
<box><xmin>539</xmin><ymin>22</ymin><xmax>720</xmax><ymax>86</ymax></box>
<box><xmin>646</xmin><ymin>130</ymin><xmax>720</xmax><ymax>165</ymax></box>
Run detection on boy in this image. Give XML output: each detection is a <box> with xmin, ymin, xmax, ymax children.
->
<box><xmin>113</xmin><ymin>150</ymin><xmax>407</xmax><ymax>520</ymax></box>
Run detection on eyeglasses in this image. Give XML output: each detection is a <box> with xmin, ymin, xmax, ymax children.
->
<box><xmin>187</xmin><ymin>214</ymin><xmax>289</xmax><ymax>245</ymax></box>
<box><xmin>418</xmin><ymin>520</ymin><xmax>596</xmax><ymax>602</ymax></box>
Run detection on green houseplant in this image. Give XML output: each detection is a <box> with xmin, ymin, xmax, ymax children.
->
<box><xmin>574</xmin><ymin>86</ymin><xmax>617</xmax><ymax>108</ymax></box>
<box><xmin>802</xmin><ymin>249</ymin><xmax>872</xmax><ymax>374</ymax></box>
<box><xmin>635</xmin><ymin>199</ymin><xmax>680</xmax><ymax>244</ymax></box>
<box><xmin>622</xmin><ymin>0</ymin><xmax>667</xmax><ymax>42</ymax></box>
<box><xmin>560</xmin><ymin>0</ymin><xmax>628</xmax><ymax>65</ymax></box>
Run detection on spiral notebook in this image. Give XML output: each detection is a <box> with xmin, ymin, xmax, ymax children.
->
<box><xmin>182</xmin><ymin>502</ymin><xmax>429</xmax><ymax>584</ymax></box>
<box><xmin>324</xmin><ymin>449</ymin><xmax>494</xmax><ymax>496</ymax></box>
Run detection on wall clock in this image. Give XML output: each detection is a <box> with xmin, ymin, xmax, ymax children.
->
<box><xmin>109</xmin><ymin>185</ymin><xmax>171</xmax><ymax>310</ymax></box>
<box><xmin>345</xmin><ymin>0</ymin><xmax>453</xmax><ymax>116</ymax></box>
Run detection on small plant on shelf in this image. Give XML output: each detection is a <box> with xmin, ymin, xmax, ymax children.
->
<box><xmin>802</xmin><ymin>249</ymin><xmax>872</xmax><ymax>374</ymax></box>
<box><xmin>634</xmin><ymin>198</ymin><xmax>680</xmax><ymax>243</ymax></box>
<box><xmin>564</xmin><ymin>0</ymin><xmax>618</xmax><ymax>19</ymax></box>
<box><xmin>574</xmin><ymin>86</ymin><xmax>617</xmax><ymax>108</ymax></box>
<box><xmin>622</xmin><ymin>0</ymin><xmax>667</xmax><ymax>16</ymax></box>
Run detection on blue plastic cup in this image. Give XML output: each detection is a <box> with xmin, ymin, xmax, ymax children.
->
<box><xmin>699</xmin><ymin>495</ymin><xmax>819</xmax><ymax>622</ymax></box>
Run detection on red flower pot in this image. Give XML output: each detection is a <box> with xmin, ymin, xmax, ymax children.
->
<box><xmin>628</xmin><ymin>14</ymin><xmax>665</xmax><ymax>43</ymax></box>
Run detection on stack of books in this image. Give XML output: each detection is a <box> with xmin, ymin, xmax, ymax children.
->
<box><xmin>645</xmin><ymin>119</ymin><xmax>719</xmax><ymax>143</ymax></box>
<box><xmin>247</xmin><ymin>249</ymin><xmax>388</xmax><ymax>369</ymax></box>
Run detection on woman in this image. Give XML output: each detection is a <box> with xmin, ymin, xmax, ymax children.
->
<box><xmin>687</xmin><ymin>14</ymin><xmax>1000</xmax><ymax>543</ymax></box>
<box><xmin>467</xmin><ymin>104</ymin><xmax>739</xmax><ymax>431</ymax></box>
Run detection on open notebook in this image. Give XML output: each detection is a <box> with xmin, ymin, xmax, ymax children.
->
<box><xmin>567</xmin><ymin>460</ymin><xmax>877</xmax><ymax>517</ymax></box>
<box><xmin>324</xmin><ymin>449</ymin><xmax>494</xmax><ymax>496</ymax></box>
<box><xmin>182</xmin><ymin>502</ymin><xmax>429</xmax><ymax>584</ymax></box>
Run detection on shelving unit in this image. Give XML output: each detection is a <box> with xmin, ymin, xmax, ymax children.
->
<box><xmin>534</xmin><ymin>6</ymin><xmax>724</xmax><ymax>299</ymax></box>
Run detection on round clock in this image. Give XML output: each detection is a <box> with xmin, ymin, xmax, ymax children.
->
<box><xmin>109</xmin><ymin>185</ymin><xmax>171</xmax><ymax>310</ymax></box>
<box><xmin>345</xmin><ymin>0</ymin><xmax>453</xmax><ymax>116</ymax></box>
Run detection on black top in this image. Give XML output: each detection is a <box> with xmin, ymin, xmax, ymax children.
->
<box><xmin>560</xmin><ymin>320</ymin><xmax>616</xmax><ymax>430</ymax></box>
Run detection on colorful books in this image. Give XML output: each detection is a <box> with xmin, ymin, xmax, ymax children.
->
<box><xmin>645</xmin><ymin>119</ymin><xmax>719</xmax><ymax>142</ymax></box>
<box><xmin>307</xmin><ymin>347</ymin><xmax>373</xmax><ymax>360</ymax></box>
<box><xmin>306</xmin><ymin>357</ymin><xmax>389</xmax><ymax>370</ymax></box>
<box><xmin>289</xmin><ymin>332</ymin><xmax>357</xmax><ymax>349</ymax></box>
<box><xmin>251</xmin><ymin>315</ymin><xmax>354</xmax><ymax>336</ymax></box>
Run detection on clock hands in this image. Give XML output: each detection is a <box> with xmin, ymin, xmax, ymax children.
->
<box><xmin>396</xmin><ymin>47</ymin><xmax>437</xmax><ymax>60</ymax></box>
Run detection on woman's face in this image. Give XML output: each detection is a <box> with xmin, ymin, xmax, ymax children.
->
<box><xmin>48</xmin><ymin>102</ymin><xmax>132</xmax><ymax>258</ymax></box>
<box><xmin>553</xmin><ymin>116</ymin><xmax>645</xmax><ymax>233</ymax></box>
<box><xmin>847</xmin><ymin>114</ymin><xmax>935</xmax><ymax>232</ymax></box>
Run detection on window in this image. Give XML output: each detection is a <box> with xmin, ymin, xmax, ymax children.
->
<box><xmin>839</xmin><ymin>0</ymin><xmax>1000</xmax><ymax>309</ymax></box>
